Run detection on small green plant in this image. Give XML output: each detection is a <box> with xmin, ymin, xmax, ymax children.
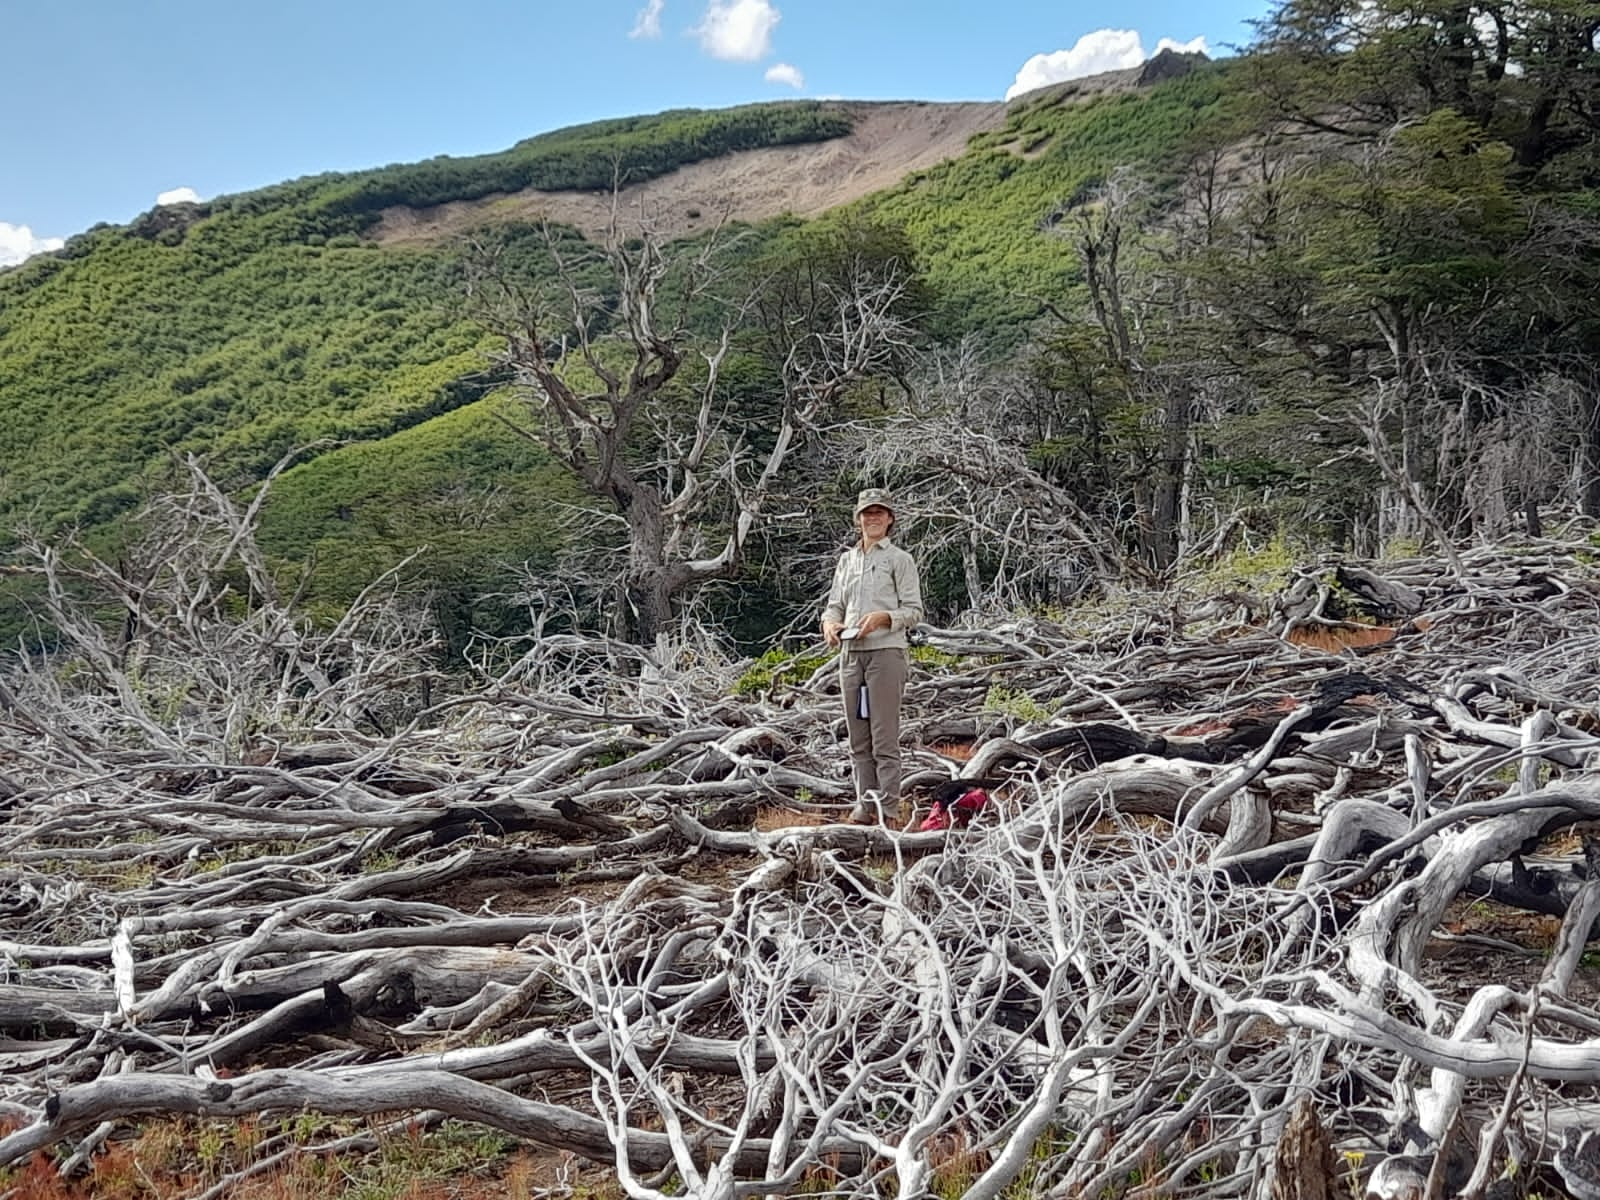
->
<box><xmin>732</xmin><ymin>646</ymin><xmax>833</xmax><ymax>697</ymax></box>
<box><xmin>290</xmin><ymin>1112</ymin><xmax>333</xmax><ymax>1141</ymax></box>
<box><xmin>863</xmin><ymin>856</ymin><xmax>898</xmax><ymax>882</ymax></box>
<box><xmin>1382</xmin><ymin>534</ymin><xmax>1426</xmax><ymax>559</ymax></box>
<box><xmin>1203</xmin><ymin>529</ymin><xmax>1299</xmax><ymax>592</ymax></box>
<box><xmin>106</xmin><ymin>861</ymin><xmax>158</xmax><ymax>891</ymax></box>
<box><xmin>591</xmin><ymin>742</ymin><xmax>633</xmax><ymax>768</ymax></box>
<box><xmin>195</xmin><ymin>1123</ymin><xmax>225</xmax><ymax>1170</ymax></box>
<box><xmin>189</xmin><ymin>838</ymin><xmax>303</xmax><ymax>875</ymax></box>
<box><xmin>910</xmin><ymin>644</ymin><xmax>964</xmax><ymax>672</ymax></box>
<box><xmin>928</xmin><ymin>1124</ymin><xmax>986</xmax><ymax>1199</ymax></box>
<box><xmin>1000</xmin><ymin>1127</ymin><xmax>1075</xmax><ymax>1199</ymax></box>
<box><xmin>982</xmin><ymin>683</ymin><xmax>1057</xmax><ymax>724</ymax></box>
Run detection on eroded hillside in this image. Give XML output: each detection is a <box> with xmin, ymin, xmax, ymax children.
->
<box><xmin>373</xmin><ymin>100</ymin><xmax>1009</xmax><ymax>245</ymax></box>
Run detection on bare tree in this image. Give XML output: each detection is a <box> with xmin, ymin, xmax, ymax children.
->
<box><xmin>469</xmin><ymin>204</ymin><xmax>919</xmax><ymax>647</ymax></box>
<box><xmin>823</xmin><ymin>342</ymin><xmax>1124</xmax><ymax>618</ymax></box>
<box><xmin>1070</xmin><ymin>171</ymin><xmax>1202</xmax><ymax>572</ymax></box>
<box><xmin>2</xmin><ymin>450</ymin><xmax>441</xmax><ymax>751</ymax></box>
<box><xmin>1028</xmin><ymin>170</ymin><xmax>1227</xmax><ymax>575</ymax></box>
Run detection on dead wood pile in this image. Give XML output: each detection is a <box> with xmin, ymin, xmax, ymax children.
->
<box><xmin>6</xmin><ymin>532</ymin><xmax>1600</xmax><ymax>1199</ymax></box>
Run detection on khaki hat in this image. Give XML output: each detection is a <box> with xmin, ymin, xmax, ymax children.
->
<box><xmin>853</xmin><ymin>488</ymin><xmax>896</xmax><ymax>518</ymax></box>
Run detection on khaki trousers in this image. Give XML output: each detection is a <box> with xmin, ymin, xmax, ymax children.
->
<box><xmin>840</xmin><ymin>647</ymin><xmax>909</xmax><ymax>802</ymax></box>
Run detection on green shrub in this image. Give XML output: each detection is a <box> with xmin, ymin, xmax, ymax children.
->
<box><xmin>982</xmin><ymin>683</ymin><xmax>1057</xmax><ymax>724</ymax></box>
<box><xmin>910</xmin><ymin>644</ymin><xmax>965</xmax><ymax>672</ymax></box>
<box><xmin>732</xmin><ymin>645</ymin><xmax>835</xmax><ymax>696</ymax></box>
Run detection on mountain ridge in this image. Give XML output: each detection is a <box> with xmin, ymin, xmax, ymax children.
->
<box><xmin>370</xmin><ymin>52</ymin><xmax>1209</xmax><ymax>248</ymax></box>
<box><xmin>372</xmin><ymin>100</ymin><xmax>1008</xmax><ymax>247</ymax></box>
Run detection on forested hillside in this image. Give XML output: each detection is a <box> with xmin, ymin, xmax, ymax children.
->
<box><xmin>2</xmin><ymin>1</ymin><xmax>1598</xmax><ymax>653</ymax></box>
<box><xmin>0</xmin><ymin>103</ymin><xmax>851</xmax><ymax>644</ymax></box>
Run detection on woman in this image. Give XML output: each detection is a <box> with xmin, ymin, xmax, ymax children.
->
<box><xmin>820</xmin><ymin>488</ymin><xmax>924</xmax><ymax>825</ymax></box>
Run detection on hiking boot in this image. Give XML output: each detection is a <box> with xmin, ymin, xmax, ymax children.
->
<box><xmin>848</xmin><ymin>792</ymin><xmax>901</xmax><ymax>826</ymax></box>
<box><xmin>847</xmin><ymin>793</ymin><xmax>879</xmax><ymax>824</ymax></box>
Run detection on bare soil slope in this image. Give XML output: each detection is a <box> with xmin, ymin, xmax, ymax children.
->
<box><xmin>373</xmin><ymin>100</ymin><xmax>1008</xmax><ymax>246</ymax></box>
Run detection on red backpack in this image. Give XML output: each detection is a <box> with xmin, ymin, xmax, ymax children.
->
<box><xmin>919</xmin><ymin>786</ymin><xmax>990</xmax><ymax>831</ymax></box>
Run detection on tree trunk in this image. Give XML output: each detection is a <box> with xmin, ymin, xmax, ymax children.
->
<box><xmin>1580</xmin><ymin>382</ymin><xmax>1600</xmax><ymax>518</ymax></box>
<box><xmin>1150</xmin><ymin>384</ymin><xmax>1192</xmax><ymax>571</ymax></box>
<box><xmin>964</xmin><ymin>526</ymin><xmax>983</xmax><ymax>611</ymax></box>
<box><xmin>617</xmin><ymin>480</ymin><xmax>675</xmax><ymax>646</ymax></box>
<box><xmin>623</xmin><ymin>571</ymin><xmax>675</xmax><ymax>647</ymax></box>
<box><xmin>1269</xmin><ymin>1096</ymin><xmax>1335</xmax><ymax>1200</ymax></box>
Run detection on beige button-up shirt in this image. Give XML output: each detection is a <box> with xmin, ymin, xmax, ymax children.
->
<box><xmin>822</xmin><ymin>538</ymin><xmax>924</xmax><ymax>650</ymax></box>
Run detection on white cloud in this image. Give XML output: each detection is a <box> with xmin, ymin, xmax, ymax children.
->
<box><xmin>0</xmin><ymin>221</ymin><xmax>64</xmax><ymax>268</ymax></box>
<box><xmin>1005</xmin><ymin>29</ymin><xmax>1208</xmax><ymax>100</ymax></box>
<box><xmin>765</xmin><ymin>61</ymin><xmax>804</xmax><ymax>88</ymax></box>
<box><xmin>694</xmin><ymin>0</ymin><xmax>779</xmax><ymax>62</ymax></box>
<box><xmin>156</xmin><ymin>186</ymin><xmax>201</xmax><ymax>206</ymax></box>
<box><xmin>630</xmin><ymin>0</ymin><xmax>664</xmax><ymax>39</ymax></box>
<box><xmin>1155</xmin><ymin>35</ymin><xmax>1209</xmax><ymax>56</ymax></box>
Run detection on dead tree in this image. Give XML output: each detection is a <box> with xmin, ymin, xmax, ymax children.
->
<box><xmin>1066</xmin><ymin>171</ymin><xmax>1199</xmax><ymax>573</ymax></box>
<box><xmin>471</xmin><ymin>203</ymin><xmax>918</xmax><ymax>646</ymax></box>
<box><xmin>2</xmin><ymin>450</ymin><xmax>440</xmax><ymax>750</ymax></box>
<box><xmin>11</xmin><ymin>523</ymin><xmax>1600</xmax><ymax>1196</ymax></box>
<box><xmin>826</xmin><ymin>399</ymin><xmax>1124</xmax><ymax>616</ymax></box>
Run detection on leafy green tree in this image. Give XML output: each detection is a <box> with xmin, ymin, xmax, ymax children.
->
<box><xmin>1248</xmin><ymin>0</ymin><xmax>1599</xmax><ymax>182</ymax></box>
<box><xmin>1119</xmin><ymin>0</ymin><xmax>1600</xmax><ymax>551</ymax></box>
<box><xmin>1023</xmin><ymin>172</ymin><xmax>1218</xmax><ymax>571</ymax></box>
<box><xmin>1239</xmin><ymin>0</ymin><xmax>1600</xmax><ymax>537</ymax></box>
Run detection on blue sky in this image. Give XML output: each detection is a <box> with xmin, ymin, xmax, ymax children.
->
<box><xmin>1</xmin><ymin>0</ymin><xmax>1271</xmax><ymax>266</ymax></box>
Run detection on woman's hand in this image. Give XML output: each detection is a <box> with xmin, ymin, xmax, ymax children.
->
<box><xmin>857</xmin><ymin>611</ymin><xmax>891</xmax><ymax>635</ymax></box>
<box><xmin>822</xmin><ymin>620</ymin><xmax>844</xmax><ymax>647</ymax></box>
